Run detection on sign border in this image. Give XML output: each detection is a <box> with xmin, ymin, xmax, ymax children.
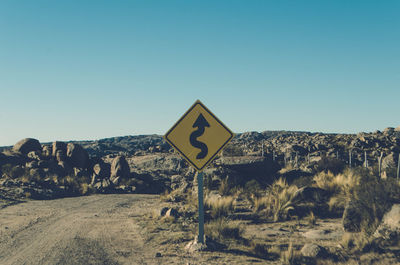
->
<box><xmin>164</xmin><ymin>100</ymin><xmax>234</xmax><ymax>171</ymax></box>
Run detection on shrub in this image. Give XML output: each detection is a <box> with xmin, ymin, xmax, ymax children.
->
<box><xmin>353</xmin><ymin>177</ymin><xmax>393</xmax><ymax>236</ymax></box>
<box><xmin>315</xmin><ymin>156</ymin><xmax>345</xmax><ymax>174</ymax></box>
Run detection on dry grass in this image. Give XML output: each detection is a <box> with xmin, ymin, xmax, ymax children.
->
<box><xmin>280</xmin><ymin>242</ymin><xmax>301</xmax><ymax>264</ymax></box>
<box><xmin>218</xmin><ymin>177</ymin><xmax>231</xmax><ymax>196</ymax></box>
<box><xmin>314</xmin><ymin>169</ymin><xmax>361</xmax><ymax>213</ymax></box>
<box><xmin>253</xmin><ymin>178</ymin><xmax>298</xmax><ymax>222</ymax></box>
<box><xmin>313</xmin><ymin>169</ymin><xmax>360</xmax><ymax>194</ymax></box>
<box><xmin>205</xmin><ymin>217</ymin><xmax>243</xmax><ymax>241</ymax></box>
<box><xmin>204</xmin><ymin>194</ymin><xmax>235</xmax><ymax>219</ymax></box>
<box><xmin>160</xmin><ymin>188</ymin><xmax>186</xmax><ymax>203</ymax></box>
<box><xmin>306</xmin><ymin>211</ymin><xmax>316</xmax><ymax>226</ymax></box>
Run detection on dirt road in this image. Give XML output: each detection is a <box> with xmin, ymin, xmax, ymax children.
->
<box><xmin>0</xmin><ymin>194</ymin><xmax>165</xmax><ymax>265</ymax></box>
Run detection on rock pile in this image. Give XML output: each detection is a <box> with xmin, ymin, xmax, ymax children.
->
<box><xmin>0</xmin><ymin>138</ymin><xmax>140</xmax><ymax>199</ymax></box>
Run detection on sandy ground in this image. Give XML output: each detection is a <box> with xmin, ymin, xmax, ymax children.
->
<box><xmin>0</xmin><ymin>194</ymin><xmax>275</xmax><ymax>265</ymax></box>
<box><xmin>0</xmin><ymin>194</ymin><xmax>165</xmax><ymax>265</ymax></box>
<box><xmin>1</xmin><ymin>194</ymin><xmax>398</xmax><ymax>265</ymax></box>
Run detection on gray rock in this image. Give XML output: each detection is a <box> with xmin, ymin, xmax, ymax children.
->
<box><xmin>93</xmin><ymin>161</ymin><xmax>110</xmax><ymax>179</ymax></box>
<box><xmin>165</xmin><ymin>208</ymin><xmax>179</xmax><ymax>218</ymax></box>
<box><xmin>27</xmin><ymin>151</ymin><xmax>41</xmax><ymax>161</ymax></box>
<box><xmin>110</xmin><ymin>156</ymin><xmax>130</xmax><ymax>185</ymax></box>
<box><xmin>52</xmin><ymin>141</ymin><xmax>67</xmax><ymax>157</ymax></box>
<box><xmin>373</xmin><ymin>204</ymin><xmax>400</xmax><ymax>242</ymax></box>
<box><xmin>12</xmin><ymin>138</ymin><xmax>41</xmax><ymax>155</ymax></box>
<box><xmin>154</xmin><ymin>207</ymin><xmax>169</xmax><ymax>218</ymax></box>
<box><xmin>42</xmin><ymin>145</ymin><xmax>52</xmax><ymax>157</ymax></box>
<box><xmin>67</xmin><ymin>143</ymin><xmax>89</xmax><ymax>169</ymax></box>
<box><xmin>383</xmin><ymin>127</ymin><xmax>395</xmax><ymax>135</ymax></box>
<box><xmin>56</xmin><ymin>150</ymin><xmax>67</xmax><ymax>163</ymax></box>
<box><xmin>292</xmin><ymin>186</ymin><xmax>329</xmax><ymax>204</ymax></box>
<box><xmin>58</xmin><ymin>161</ymin><xmax>73</xmax><ymax>174</ymax></box>
<box><xmin>102</xmin><ymin>178</ymin><xmax>111</xmax><ymax>189</ymax></box>
<box><xmin>300</xmin><ymin>243</ymin><xmax>327</xmax><ymax>258</ymax></box>
<box><xmin>91</xmin><ymin>174</ymin><xmax>102</xmax><ymax>186</ymax></box>
<box><xmin>382</xmin><ymin>153</ymin><xmax>398</xmax><ymax>170</ymax></box>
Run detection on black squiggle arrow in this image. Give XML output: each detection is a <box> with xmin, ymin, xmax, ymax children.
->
<box><xmin>190</xmin><ymin>114</ymin><xmax>210</xmax><ymax>159</ymax></box>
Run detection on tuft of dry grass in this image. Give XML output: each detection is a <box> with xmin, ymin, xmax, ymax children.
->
<box><xmin>204</xmin><ymin>194</ymin><xmax>235</xmax><ymax>219</ymax></box>
<box><xmin>313</xmin><ymin>169</ymin><xmax>360</xmax><ymax>195</ymax></box>
<box><xmin>160</xmin><ymin>188</ymin><xmax>186</xmax><ymax>203</ymax></box>
<box><xmin>252</xmin><ymin>178</ymin><xmax>298</xmax><ymax>222</ymax></box>
<box><xmin>270</xmin><ymin>178</ymin><xmax>298</xmax><ymax>222</ymax></box>
<box><xmin>280</xmin><ymin>242</ymin><xmax>300</xmax><ymax>264</ymax></box>
<box><xmin>218</xmin><ymin>176</ymin><xmax>232</xmax><ymax>196</ymax></box>
<box><xmin>205</xmin><ymin>217</ymin><xmax>243</xmax><ymax>241</ymax></box>
<box><xmin>314</xmin><ymin>169</ymin><xmax>361</xmax><ymax>214</ymax></box>
<box><xmin>306</xmin><ymin>211</ymin><xmax>316</xmax><ymax>226</ymax></box>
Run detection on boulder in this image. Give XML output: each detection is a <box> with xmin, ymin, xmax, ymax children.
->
<box><xmin>373</xmin><ymin>204</ymin><xmax>400</xmax><ymax>244</ymax></box>
<box><xmin>110</xmin><ymin>156</ymin><xmax>130</xmax><ymax>185</ymax></box>
<box><xmin>342</xmin><ymin>200</ymin><xmax>362</xmax><ymax>232</ymax></box>
<box><xmin>382</xmin><ymin>153</ymin><xmax>398</xmax><ymax>170</ymax></box>
<box><xmin>56</xmin><ymin>150</ymin><xmax>67</xmax><ymax>163</ymax></box>
<box><xmin>52</xmin><ymin>141</ymin><xmax>67</xmax><ymax>157</ymax></box>
<box><xmin>58</xmin><ymin>161</ymin><xmax>73</xmax><ymax>175</ymax></box>
<box><xmin>27</xmin><ymin>151</ymin><xmax>41</xmax><ymax>160</ymax></box>
<box><xmin>66</xmin><ymin>143</ymin><xmax>89</xmax><ymax>169</ymax></box>
<box><xmin>292</xmin><ymin>187</ymin><xmax>329</xmax><ymax>204</ymax></box>
<box><xmin>93</xmin><ymin>161</ymin><xmax>111</xmax><ymax>179</ymax></box>
<box><xmin>154</xmin><ymin>207</ymin><xmax>169</xmax><ymax>218</ymax></box>
<box><xmin>300</xmin><ymin>243</ymin><xmax>327</xmax><ymax>258</ymax></box>
<box><xmin>165</xmin><ymin>208</ymin><xmax>179</xmax><ymax>218</ymax></box>
<box><xmin>0</xmin><ymin>151</ymin><xmax>27</xmax><ymax>166</ymax></box>
<box><xmin>12</xmin><ymin>138</ymin><xmax>41</xmax><ymax>155</ymax></box>
<box><xmin>42</xmin><ymin>145</ymin><xmax>52</xmax><ymax>157</ymax></box>
<box><xmin>383</xmin><ymin>127</ymin><xmax>395</xmax><ymax>135</ymax></box>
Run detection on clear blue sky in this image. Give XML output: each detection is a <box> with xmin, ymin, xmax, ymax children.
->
<box><xmin>1</xmin><ymin>0</ymin><xmax>399</xmax><ymax>146</ymax></box>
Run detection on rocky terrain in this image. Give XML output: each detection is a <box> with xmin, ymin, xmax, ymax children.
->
<box><xmin>1</xmin><ymin>127</ymin><xmax>400</xmax><ymax>264</ymax></box>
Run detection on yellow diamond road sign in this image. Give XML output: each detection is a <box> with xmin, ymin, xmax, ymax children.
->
<box><xmin>164</xmin><ymin>100</ymin><xmax>234</xmax><ymax>171</ymax></box>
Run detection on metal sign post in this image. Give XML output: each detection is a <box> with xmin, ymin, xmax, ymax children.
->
<box><xmin>197</xmin><ymin>172</ymin><xmax>205</xmax><ymax>243</ymax></box>
<box><xmin>164</xmin><ymin>100</ymin><xmax>234</xmax><ymax>246</ymax></box>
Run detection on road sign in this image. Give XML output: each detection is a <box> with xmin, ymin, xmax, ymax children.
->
<box><xmin>164</xmin><ymin>100</ymin><xmax>234</xmax><ymax>171</ymax></box>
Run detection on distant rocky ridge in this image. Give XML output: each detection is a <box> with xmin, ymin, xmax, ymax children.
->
<box><xmin>1</xmin><ymin>127</ymin><xmax>399</xmax><ymax>205</ymax></box>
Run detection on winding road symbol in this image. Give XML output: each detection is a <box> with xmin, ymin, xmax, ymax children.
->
<box><xmin>189</xmin><ymin>114</ymin><xmax>210</xmax><ymax>159</ymax></box>
<box><xmin>164</xmin><ymin>100</ymin><xmax>233</xmax><ymax>171</ymax></box>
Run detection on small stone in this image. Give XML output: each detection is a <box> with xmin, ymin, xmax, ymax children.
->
<box><xmin>300</xmin><ymin>243</ymin><xmax>327</xmax><ymax>258</ymax></box>
<box><xmin>165</xmin><ymin>208</ymin><xmax>179</xmax><ymax>218</ymax></box>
